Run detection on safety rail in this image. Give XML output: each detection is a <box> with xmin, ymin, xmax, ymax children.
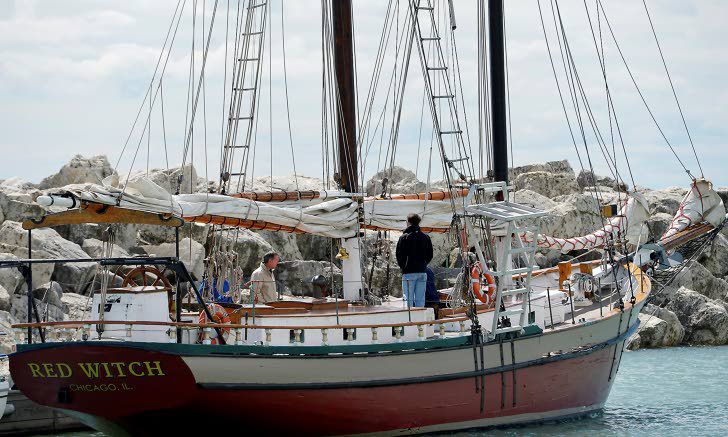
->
<box><xmin>12</xmin><ymin>315</ymin><xmax>475</xmax><ymax>346</ymax></box>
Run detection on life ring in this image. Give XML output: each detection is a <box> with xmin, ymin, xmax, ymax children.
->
<box><xmin>471</xmin><ymin>263</ymin><xmax>496</xmax><ymax>306</ymax></box>
<box><xmin>198</xmin><ymin>303</ymin><xmax>231</xmax><ymax>344</ymax></box>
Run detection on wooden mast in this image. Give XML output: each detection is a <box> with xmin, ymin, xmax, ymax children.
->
<box><xmin>489</xmin><ymin>0</ymin><xmax>508</xmax><ymax>193</ymax></box>
<box><xmin>332</xmin><ymin>0</ymin><xmax>358</xmax><ymax>193</ymax></box>
<box><xmin>331</xmin><ymin>0</ymin><xmax>363</xmax><ymax>302</ymax></box>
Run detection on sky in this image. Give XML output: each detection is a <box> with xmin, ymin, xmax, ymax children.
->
<box><xmin>0</xmin><ymin>0</ymin><xmax>726</xmax><ymax>190</ymax></box>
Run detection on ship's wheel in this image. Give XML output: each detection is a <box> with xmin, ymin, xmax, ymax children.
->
<box><xmin>121</xmin><ymin>266</ymin><xmax>173</xmax><ymax>290</ymax></box>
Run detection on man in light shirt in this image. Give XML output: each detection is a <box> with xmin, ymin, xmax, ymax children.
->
<box><xmin>247</xmin><ymin>252</ymin><xmax>279</xmax><ymax>304</ymax></box>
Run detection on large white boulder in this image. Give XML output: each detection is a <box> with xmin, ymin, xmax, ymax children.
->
<box><xmin>256</xmin><ymin>231</ymin><xmax>303</xmax><ymax>261</ymax></box>
<box><xmin>698</xmin><ymin>233</ymin><xmax>728</xmax><ymax>279</ymax></box>
<box><xmin>0</xmin><ymin>253</ymin><xmax>26</xmax><ymax>294</ymax></box>
<box><xmin>632</xmin><ymin>304</ymin><xmax>685</xmax><ymax>349</ymax></box>
<box><xmin>0</xmin><ymin>189</ymin><xmax>45</xmax><ymax>223</ymax></box>
<box><xmin>0</xmin><ymin>285</ymin><xmax>10</xmax><ymax>312</ymax></box>
<box><xmin>39</xmin><ymin>155</ymin><xmax>116</xmax><ymax>189</ymax></box>
<box><xmin>10</xmin><ymin>292</ymin><xmax>65</xmax><ymax>323</ymax></box>
<box><xmin>509</xmin><ymin>160</ymin><xmax>575</xmax><ymax>180</ymax></box>
<box><xmin>275</xmin><ymin>260</ymin><xmax>342</xmax><ymax>297</ymax></box>
<box><xmin>56</xmin><ymin>223</ymin><xmax>139</xmax><ymax>251</ymax></box>
<box><xmin>296</xmin><ymin>233</ymin><xmax>333</xmax><ymax>261</ymax></box>
<box><xmin>82</xmin><ymin>238</ymin><xmax>130</xmax><ymax>258</ymax></box>
<box><xmin>247</xmin><ymin>174</ymin><xmax>329</xmax><ymax>192</ymax></box>
<box><xmin>512</xmin><ymin>189</ymin><xmax>557</xmax><ymax>211</ymax></box>
<box><xmin>61</xmin><ymin>292</ymin><xmax>92</xmax><ymax>321</ymax></box>
<box><xmin>366</xmin><ymin>166</ymin><xmax>426</xmax><ymax>196</ymax></box>
<box><xmin>669</xmin><ymin>260</ymin><xmax>728</xmax><ymax>303</ymax></box>
<box><xmin>143</xmin><ymin>237</ymin><xmax>205</xmax><ymax>280</ymax></box>
<box><xmin>216</xmin><ymin>229</ymin><xmax>275</xmax><ymax>275</ymax></box>
<box><xmin>513</xmin><ymin>171</ymin><xmax>581</xmax><ymax>199</ymax></box>
<box><xmin>665</xmin><ymin>286</ymin><xmax>728</xmax><ymax>345</ymax></box>
<box><xmin>540</xmin><ymin>193</ymin><xmax>603</xmax><ymax>239</ymax></box>
<box><xmin>131</xmin><ymin>164</ymin><xmax>202</xmax><ymax>195</ymax></box>
<box><xmin>0</xmin><ymin>221</ymin><xmax>95</xmax><ymax>294</ymax></box>
<box><xmin>0</xmin><ymin>310</ymin><xmax>17</xmax><ymax>354</ymax></box>
<box><xmin>640</xmin><ymin>186</ymin><xmax>688</xmax><ymax>215</ymax></box>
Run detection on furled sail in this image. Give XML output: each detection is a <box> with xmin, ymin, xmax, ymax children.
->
<box><xmin>660</xmin><ymin>179</ymin><xmax>725</xmax><ymax>241</ymax></box>
<box><xmin>40</xmin><ymin>176</ymin><xmax>460</xmax><ymax>238</ymax></box>
<box><xmin>520</xmin><ymin>193</ymin><xmax>650</xmax><ymax>254</ymax></box>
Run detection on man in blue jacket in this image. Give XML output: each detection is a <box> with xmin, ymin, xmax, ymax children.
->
<box><xmin>396</xmin><ymin>214</ymin><xmax>433</xmax><ymax>307</ymax></box>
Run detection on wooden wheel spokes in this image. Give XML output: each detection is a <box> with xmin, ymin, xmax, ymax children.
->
<box><xmin>121</xmin><ymin>266</ymin><xmax>173</xmax><ymax>290</ymax></box>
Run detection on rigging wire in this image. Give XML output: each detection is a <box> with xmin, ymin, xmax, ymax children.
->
<box><xmin>582</xmin><ymin>0</ymin><xmax>636</xmax><ymax>191</ymax></box>
<box><xmin>160</xmin><ymin>78</ymin><xmax>169</xmax><ymax>170</ymax></box>
<box><xmin>180</xmin><ymin>0</ymin><xmax>221</xmax><ymax>171</ymax></box>
<box><xmin>597</xmin><ymin>0</ymin><xmax>694</xmax><ymax>180</ymax></box>
<box><xmin>536</xmin><ymin>0</ymin><xmax>584</xmax><ymax>171</ymax></box>
<box><xmin>642</xmin><ymin>0</ymin><xmax>703</xmax><ymax>177</ymax></box>
<box><xmin>115</xmin><ymin>0</ymin><xmax>185</xmax><ymax>171</ymax></box>
<box><xmin>280</xmin><ymin>0</ymin><xmax>300</xmax><ymax>193</ymax></box>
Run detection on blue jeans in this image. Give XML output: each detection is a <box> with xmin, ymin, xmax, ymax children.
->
<box><xmin>402</xmin><ymin>272</ymin><xmax>427</xmax><ymax>307</ymax></box>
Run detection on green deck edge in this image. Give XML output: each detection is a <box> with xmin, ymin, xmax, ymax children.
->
<box><xmin>16</xmin><ymin>334</ymin><xmax>472</xmax><ymax>357</ymax></box>
<box><xmin>15</xmin><ymin>324</ymin><xmax>543</xmax><ymax>357</ymax></box>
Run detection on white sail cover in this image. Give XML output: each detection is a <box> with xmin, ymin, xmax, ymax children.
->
<box><xmin>51</xmin><ymin>176</ymin><xmax>458</xmax><ymax>238</ymax></box>
<box><xmin>660</xmin><ymin>179</ymin><xmax>725</xmax><ymax>240</ymax></box>
<box><xmin>520</xmin><ymin>193</ymin><xmax>650</xmax><ymax>253</ymax></box>
<box><xmin>47</xmin><ymin>176</ymin><xmax>723</xmax><ymax>245</ymax></box>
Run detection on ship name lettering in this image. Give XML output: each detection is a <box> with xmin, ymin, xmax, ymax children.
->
<box><xmin>26</xmin><ymin>361</ymin><xmax>166</xmax><ymax>378</ymax></box>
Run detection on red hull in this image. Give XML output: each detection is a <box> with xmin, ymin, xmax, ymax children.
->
<box><xmin>10</xmin><ymin>342</ymin><xmax>621</xmax><ymax>436</ymax></box>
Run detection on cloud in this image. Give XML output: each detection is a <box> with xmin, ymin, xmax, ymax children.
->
<box><xmin>0</xmin><ymin>0</ymin><xmax>726</xmax><ymax>191</ymax></box>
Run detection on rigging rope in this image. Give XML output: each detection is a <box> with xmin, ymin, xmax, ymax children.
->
<box><xmin>597</xmin><ymin>0</ymin><xmax>694</xmax><ymax>180</ymax></box>
<box><xmin>641</xmin><ymin>0</ymin><xmax>703</xmax><ymax>178</ymax></box>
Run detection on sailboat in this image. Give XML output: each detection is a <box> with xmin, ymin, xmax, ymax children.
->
<box><xmin>5</xmin><ymin>1</ymin><xmax>726</xmax><ymax>435</ymax></box>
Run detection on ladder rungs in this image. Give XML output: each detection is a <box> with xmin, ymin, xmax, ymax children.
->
<box><xmin>427</xmin><ymin>66</ymin><xmax>448</xmax><ymax>71</ymax></box>
<box><xmin>440</xmin><ymin>130</ymin><xmax>462</xmax><ymax>135</ymax></box>
<box><xmin>499</xmin><ymin>308</ymin><xmax>524</xmax><ymax>317</ymax></box>
<box><xmin>421</xmin><ymin>37</ymin><xmax>441</xmax><ymax>41</ymax></box>
<box><xmin>433</xmin><ymin>95</ymin><xmax>454</xmax><ymax>99</ymax></box>
<box><xmin>238</xmin><ymin>58</ymin><xmax>260</xmax><ymax>62</ymax></box>
<box><xmin>230</xmin><ymin>116</ymin><xmax>253</xmax><ymax>120</ymax></box>
<box><xmin>501</xmin><ymin>287</ymin><xmax>528</xmax><ymax>297</ymax></box>
<box><xmin>233</xmin><ymin>87</ymin><xmax>256</xmax><ymax>91</ymax></box>
<box><xmin>244</xmin><ymin>32</ymin><xmax>264</xmax><ymax>36</ymax></box>
<box><xmin>417</xmin><ymin>6</ymin><xmax>434</xmax><ymax>10</ymax></box>
<box><xmin>485</xmin><ymin>266</ymin><xmax>532</xmax><ymax>276</ymax></box>
<box><xmin>225</xmin><ymin>145</ymin><xmax>249</xmax><ymax>149</ymax></box>
<box><xmin>249</xmin><ymin>2</ymin><xmax>267</xmax><ymax>9</ymax></box>
<box><xmin>229</xmin><ymin>172</ymin><xmax>246</xmax><ymax>176</ymax></box>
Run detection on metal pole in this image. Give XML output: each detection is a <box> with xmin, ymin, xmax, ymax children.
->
<box><xmin>26</xmin><ymin>229</ymin><xmax>33</xmax><ymax>344</ymax></box>
<box><xmin>568</xmin><ymin>283</ymin><xmax>576</xmax><ymax>324</ymax></box>
<box><xmin>250</xmin><ymin>283</ymin><xmax>256</xmax><ymax>326</ymax></box>
<box><xmin>489</xmin><ymin>0</ymin><xmax>508</xmax><ymax>197</ymax></box>
<box><xmin>175</xmin><ymin>212</ymin><xmax>183</xmax><ymax>343</ymax></box>
<box><xmin>546</xmin><ymin>287</ymin><xmax>554</xmax><ymax>330</ymax></box>
<box><xmin>598</xmin><ymin>277</ymin><xmax>603</xmax><ymax>317</ymax></box>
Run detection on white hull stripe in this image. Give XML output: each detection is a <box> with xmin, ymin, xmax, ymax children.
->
<box><xmin>197</xmin><ymin>322</ymin><xmax>637</xmax><ymax>390</ymax></box>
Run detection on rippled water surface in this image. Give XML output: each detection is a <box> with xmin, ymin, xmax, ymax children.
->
<box><xmin>450</xmin><ymin>346</ymin><xmax>728</xmax><ymax>437</ymax></box>
<box><xmin>45</xmin><ymin>346</ymin><xmax>728</xmax><ymax>437</ymax></box>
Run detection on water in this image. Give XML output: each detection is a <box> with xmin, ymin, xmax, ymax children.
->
<box><xmin>452</xmin><ymin>346</ymin><xmax>728</xmax><ymax>437</ymax></box>
<box><xmin>44</xmin><ymin>346</ymin><xmax>728</xmax><ymax>437</ymax></box>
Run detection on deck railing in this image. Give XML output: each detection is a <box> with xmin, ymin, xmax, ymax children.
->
<box><xmin>12</xmin><ymin>316</ymin><xmax>474</xmax><ymax>346</ymax></box>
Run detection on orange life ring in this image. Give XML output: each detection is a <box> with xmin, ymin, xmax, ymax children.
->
<box><xmin>198</xmin><ymin>303</ymin><xmax>231</xmax><ymax>344</ymax></box>
<box><xmin>471</xmin><ymin>263</ymin><xmax>496</xmax><ymax>306</ymax></box>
